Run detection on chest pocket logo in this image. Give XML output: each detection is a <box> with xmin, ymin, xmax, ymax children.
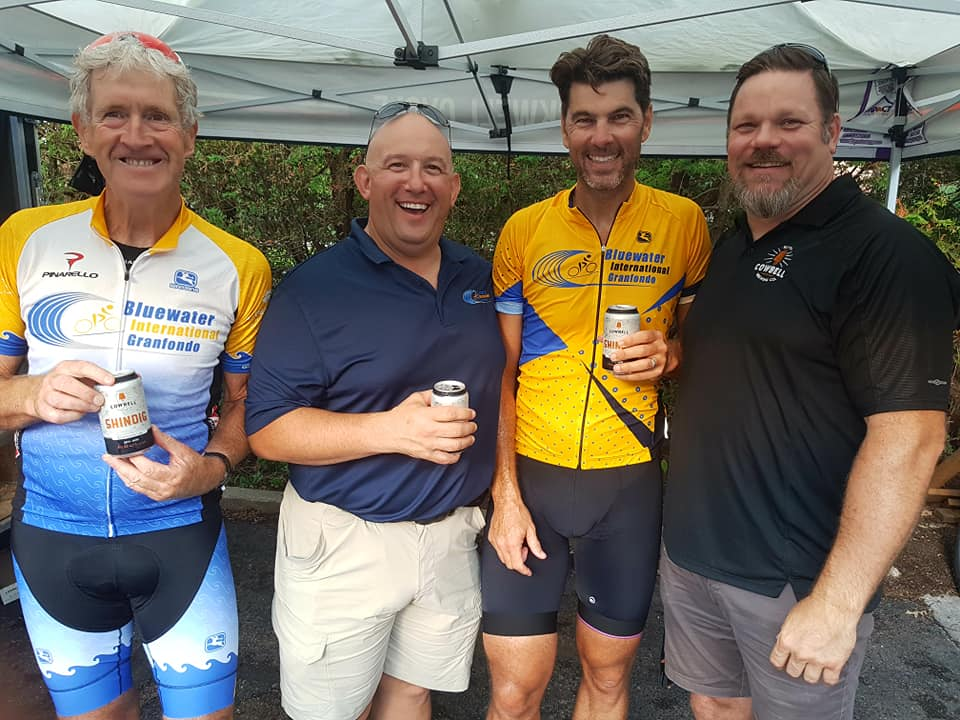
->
<box><xmin>754</xmin><ymin>245</ymin><xmax>793</xmax><ymax>283</ymax></box>
<box><xmin>170</xmin><ymin>269</ymin><xmax>200</xmax><ymax>293</ymax></box>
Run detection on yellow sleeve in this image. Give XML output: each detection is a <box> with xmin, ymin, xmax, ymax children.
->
<box><xmin>223</xmin><ymin>243</ymin><xmax>272</xmax><ymax>372</ymax></box>
<box><xmin>493</xmin><ymin>211</ymin><xmax>526</xmax><ymax>313</ymax></box>
<box><xmin>0</xmin><ymin>211</ymin><xmax>32</xmax><ymax>355</ymax></box>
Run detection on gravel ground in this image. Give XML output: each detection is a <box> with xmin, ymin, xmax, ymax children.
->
<box><xmin>1</xmin><ymin>509</ymin><xmax>957</xmax><ymax>720</ymax></box>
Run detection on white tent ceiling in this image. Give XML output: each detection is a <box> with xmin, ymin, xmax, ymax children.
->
<box><xmin>2</xmin><ymin>0</ymin><xmax>960</xmax><ymax>161</ymax></box>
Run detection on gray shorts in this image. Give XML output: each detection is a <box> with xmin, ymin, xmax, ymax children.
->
<box><xmin>659</xmin><ymin>548</ymin><xmax>874</xmax><ymax>720</ymax></box>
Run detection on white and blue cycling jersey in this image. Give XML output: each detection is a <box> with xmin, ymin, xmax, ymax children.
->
<box><xmin>0</xmin><ymin>194</ymin><xmax>271</xmax><ymax>536</ymax></box>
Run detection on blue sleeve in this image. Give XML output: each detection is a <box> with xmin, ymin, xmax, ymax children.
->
<box><xmin>245</xmin><ymin>276</ymin><xmax>329</xmax><ymax>435</ymax></box>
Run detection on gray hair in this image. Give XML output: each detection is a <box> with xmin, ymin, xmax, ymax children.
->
<box><xmin>69</xmin><ymin>32</ymin><xmax>199</xmax><ymax>128</ymax></box>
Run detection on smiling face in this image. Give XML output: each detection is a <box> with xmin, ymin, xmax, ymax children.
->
<box><xmin>72</xmin><ymin>68</ymin><xmax>196</xmax><ymax>209</ymax></box>
<box><xmin>561</xmin><ymin>79</ymin><xmax>652</xmax><ymax>198</ymax></box>
<box><xmin>727</xmin><ymin>69</ymin><xmax>840</xmax><ymax>224</ymax></box>
<box><xmin>354</xmin><ymin>112</ymin><xmax>461</xmax><ymax>263</ymax></box>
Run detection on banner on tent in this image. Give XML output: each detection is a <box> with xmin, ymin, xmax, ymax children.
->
<box><xmin>839</xmin><ymin>77</ymin><xmax>926</xmax><ymax>155</ymax></box>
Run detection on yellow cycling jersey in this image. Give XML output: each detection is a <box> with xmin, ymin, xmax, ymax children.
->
<box><xmin>494</xmin><ymin>183</ymin><xmax>711</xmax><ymax>469</ymax></box>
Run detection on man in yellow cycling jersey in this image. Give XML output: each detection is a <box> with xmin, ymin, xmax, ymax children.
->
<box><xmin>481</xmin><ymin>34</ymin><xmax>711</xmax><ymax>720</ymax></box>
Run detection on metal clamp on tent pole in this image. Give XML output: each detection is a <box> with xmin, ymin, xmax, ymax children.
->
<box><xmin>394</xmin><ymin>42</ymin><xmax>439</xmax><ymax>70</ymax></box>
<box><xmin>884</xmin><ymin>67</ymin><xmax>910</xmax><ymax>212</ymax></box>
<box><xmin>489</xmin><ymin>65</ymin><xmax>516</xmax><ymax>178</ymax></box>
<box><xmin>489</xmin><ymin>65</ymin><xmax>515</xmax><ymax>139</ymax></box>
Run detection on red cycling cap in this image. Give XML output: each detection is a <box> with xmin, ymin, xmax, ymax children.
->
<box><xmin>86</xmin><ymin>31</ymin><xmax>182</xmax><ymax>64</ymax></box>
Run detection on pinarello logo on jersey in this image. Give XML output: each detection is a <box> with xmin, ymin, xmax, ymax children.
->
<box><xmin>754</xmin><ymin>245</ymin><xmax>793</xmax><ymax>283</ymax></box>
<box><xmin>41</xmin><ymin>252</ymin><xmax>99</xmax><ymax>279</ymax></box>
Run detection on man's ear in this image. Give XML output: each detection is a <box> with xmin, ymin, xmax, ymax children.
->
<box><xmin>560</xmin><ymin>115</ymin><xmax>571</xmax><ymax>150</ymax></box>
<box><xmin>71</xmin><ymin>113</ymin><xmax>90</xmax><ymax>154</ymax></box>
<box><xmin>826</xmin><ymin>113</ymin><xmax>841</xmax><ymax>153</ymax></box>
<box><xmin>449</xmin><ymin>172</ymin><xmax>461</xmax><ymax>207</ymax></box>
<box><xmin>354</xmin><ymin>164</ymin><xmax>372</xmax><ymax>199</ymax></box>
<box><xmin>641</xmin><ymin>105</ymin><xmax>653</xmax><ymax>143</ymax></box>
<box><xmin>184</xmin><ymin>121</ymin><xmax>198</xmax><ymax>159</ymax></box>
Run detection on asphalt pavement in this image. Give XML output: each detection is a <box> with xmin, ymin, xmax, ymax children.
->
<box><xmin>1</xmin><ymin>503</ymin><xmax>958</xmax><ymax>720</ymax></box>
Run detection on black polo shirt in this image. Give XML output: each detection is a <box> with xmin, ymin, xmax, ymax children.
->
<box><xmin>663</xmin><ymin>175</ymin><xmax>960</xmax><ymax>604</ymax></box>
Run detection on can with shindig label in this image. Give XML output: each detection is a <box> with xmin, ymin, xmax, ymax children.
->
<box><xmin>96</xmin><ymin>370</ymin><xmax>155</xmax><ymax>456</ymax></box>
<box><xmin>431</xmin><ymin>380</ymin><xmax>469</xmax><ymax>408</ymax></box>
<box><xmin>602</xmin><ymin>305</ymin><xmax>640</xmax><ymax>371</ymax></box>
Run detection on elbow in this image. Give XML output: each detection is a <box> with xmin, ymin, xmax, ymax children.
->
<box><xmin>907</xmin><ymin>412</ymin><xmax>948</xmax><ymax>475</ymax></box>
<box><xmin>247</xmin><ymin>427</ymin><xmax>279</xmax><ymax>461</ymax></box>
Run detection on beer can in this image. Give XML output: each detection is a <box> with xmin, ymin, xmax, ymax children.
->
<box><xmin>96</xmin><ymin>370</ymin><xmax>155</xmax><ymax>457</ymax></box>
<box><xmin>602</xmin><ymin>305</ymin><xmax>640</xmax><ymax>370</ymax></box>
<box><xmin>431</xmin><ymin>380</ymin><xmax>469</xmax><ymax>408</ymax></box>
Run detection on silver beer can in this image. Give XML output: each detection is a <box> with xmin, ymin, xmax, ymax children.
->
<box><xmin>96</xmin><ymin>370</ymin><xmax>155</xmax><ymax>456</ymax></box>
<box><xmin>602</xmin><ymin>305</ymin><xmax>640</xmax><ymax>370</ymax></box>
<box><xmin>431</xmin><ymin>380</ymin><xmax>469</xmax><ymax>408</ymax></box>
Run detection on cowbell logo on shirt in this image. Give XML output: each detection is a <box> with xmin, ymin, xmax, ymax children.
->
<box><xmin>754</xmin><ymin>245</ymin><xmax>793</xmax><ymax>283</ymax></box>
<box><xmin>462</xmin><ymin>289</ymin><xmax>493</xmax><ymax>304</ymax></box>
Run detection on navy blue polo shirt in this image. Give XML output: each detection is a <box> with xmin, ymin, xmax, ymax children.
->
<box><xmin>246</xmin><ymin>219</ymin><xmax>505</xmax><ymax>522</ymax></box>
<box><xmin>664</xmin><ymin>176</ymin><xmax>960</xmax><ymax>606</ymax></box>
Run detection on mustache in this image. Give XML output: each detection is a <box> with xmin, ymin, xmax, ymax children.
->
<box><xmin>746</xmin><ymin>150</ymin><xmax>789</xmax><ymax>165</ymax></box>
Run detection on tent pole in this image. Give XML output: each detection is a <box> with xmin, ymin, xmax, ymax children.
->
<box><xmin>884</xmin><ymin>68</ymin><xmax>909</xmax><ymax>214</ymax></box>
<box><xmin>0</xmin><ymin>113</ymin><xmax>41</xmax><ymax>223</ymax></box>
<box><xmin>885</xmin><ymin>144</ymin><xmax>903</xmax><ymax>212</ymax></box>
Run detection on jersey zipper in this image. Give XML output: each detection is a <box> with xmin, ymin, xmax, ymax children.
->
<box><xmin>574</xmin><ymin>205</ymin><xmax>622</xmax><ymax>469</ymax></box>
<box><xmin>104</xmin><ymin>245</ymin><xmax>146</xmax><ymax>537</ymax></box>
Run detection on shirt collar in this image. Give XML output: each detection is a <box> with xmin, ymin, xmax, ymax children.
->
<box><xmin>349</xmin><ymin>217</ymin><xmax>471</xmax><ymax>265</ymax></box>
<box><xmin>565</xmin><ymin>180</ymin><xmax>645</xmax><ymax>212</ymax></box>
<box><xmin>90</xmin><ymin>191</ymin><xmax>190</xmax><ymax>253</ymax></box>
<box><xmin>732</xmin><ymin>175</ymin><xmax>860</xmax><ymax>240</ymax></box>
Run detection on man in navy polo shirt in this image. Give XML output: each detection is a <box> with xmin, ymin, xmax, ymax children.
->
<box><xmin>660</xmin><ymin>44</ymin><xmax>960</xmax><ymax>720</ymax></box>
<box><xmin>246</xmin><ymin>104</ymin><xmax>504</xmax><ymax>720</ymax></box>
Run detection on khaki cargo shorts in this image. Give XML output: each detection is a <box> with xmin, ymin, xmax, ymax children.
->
<box><xmin>273</xmin><ymin>483</ymin><xmax>485</xmax><ymax>720</ymax></box>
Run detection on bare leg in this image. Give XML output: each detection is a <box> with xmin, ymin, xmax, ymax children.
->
<box><xmin>484</xmin><ymin>633</ymin><xmax>557</xmax><ymax>720</ymax></box>
<box><xmin>571</xmin><ymin>619</ymin><xmax>641</xmax><ymax>720</ymax></box>
<box><xmin>64</xmin><ymin>688</ymin><xmax>138</xmax><ymax>720</ymax></box>
<box><xmin>690</xmin><ymin>693</ymin><xmax>753</xmax><ymax>720</ymax></box>
<box><xmin>369</xmin><ymin>673</ymin><xmax>430</xmax><ymax>720</ymax></box>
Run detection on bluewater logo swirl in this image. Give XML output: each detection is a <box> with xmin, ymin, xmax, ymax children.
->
<box><xmin>532</xmin><ymin>249</ymin><xmax>598</xmax><ymax>288</ymax></box>
<box><xmin>28</xmin><ymin>292</ymin><xmax>114</xmax><ymax>349</ymax></box>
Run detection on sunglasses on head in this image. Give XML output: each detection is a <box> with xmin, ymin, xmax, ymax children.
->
<box><xmin>369</xmin><ymin>101</ymin><xmax>451</xmax><ymax>142</ymax></box>
<box><xmin>86</xmin><ymin>31</ymin><xmax>182</xmax><ymax>64</ymax></box>
<box><xmin>768</xmin><ymin>43</ymin><xmax>830</xmax><ymax>74</ymax></box>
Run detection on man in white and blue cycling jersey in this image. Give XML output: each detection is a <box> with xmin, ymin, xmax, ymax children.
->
<box><xmin>0</xmin><ymin>31</ymin><xmax>271</xmax><ymax>720</ymax></box>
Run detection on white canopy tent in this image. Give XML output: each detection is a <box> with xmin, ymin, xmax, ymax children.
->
<box><xmin>2</xmin><ymin>0</ymin><xmax>960</xmax><ymax>211</ymax></box>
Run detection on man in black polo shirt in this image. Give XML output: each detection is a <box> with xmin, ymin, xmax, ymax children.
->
<box><xmin>661</xmin><ymin>44</ymin><xmax>960</xmax><ymax>720</ymax></box>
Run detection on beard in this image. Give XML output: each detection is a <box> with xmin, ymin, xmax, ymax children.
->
<box><xmin>574</xmin><ymin>147</ymin><xmax>639</xmax><ymax>193</ymax></box>
<box><xmin>582</xmin><ymin>168</ymin><xmax>625</xmax><ymax>192</ymax></box>
<box><xmin>732</xmin><ymin>150</ymin><xmax>801</xmax><ymax>218</ymax></box>
<box><xmin>734</xmin><ymin>175</ymin><xmax>802</xmax><ymax>218</ymax></box>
